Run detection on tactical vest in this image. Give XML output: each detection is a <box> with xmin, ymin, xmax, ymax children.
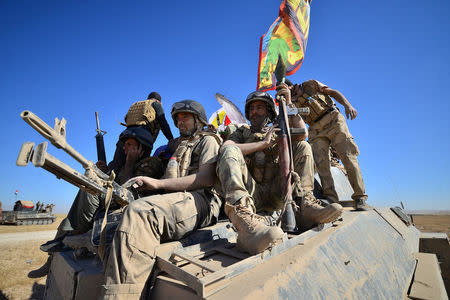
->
<box><xmin>124</xmin><ymin>99</ymin><xmax>160</xmax><ymax>140</ymax></box>
<box><xmin>293</xmin><ymin>81</ymin><xmax>335</xmax><ymax>125</ymax></box>
<box><xmin>169</xmin><ymin>131</ymin><xmax>222</xmax><ymax>178</ymax></box>
<box><xmin>239</xmin><ymin>125</ymin><xmax>279</xmax><ymax>184</ymax></box>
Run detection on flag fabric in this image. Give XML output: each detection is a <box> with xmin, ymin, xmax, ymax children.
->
<box><xmin>257</xmin><ymin>0</ymin><xmax>310</xmax><ymax>91</ymax></box>
<box><xmin>215</xmin><ymin>93</ymin><xmax>247</xmax><ymax>125</ymax></box>
<box><xmin>209</xmin><ymin>108</ymin><xmax>231</xmax><ymax>131</ymax></box>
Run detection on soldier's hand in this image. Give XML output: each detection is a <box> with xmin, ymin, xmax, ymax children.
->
<box><xmin>96</xmin><ymin>161</ymin><xmax>108</xmax><ymax>173</ymax></box>
<box><xmin>276</xmin><ymin>82</ymin><xmax>291</xmax><ymax>104</ymax></box>
<box><xmin>263</xmin><ymin>126</ymin><xmax>279</xmax><ymax>148</ymax></box>
<box><xmin>126</xmin><ymin>144</ymin><xmax>144</xmax><ymax>164</ymax></box>
<box><xmin>345</xmin><ymin>106</ymin><xmax>358</xmax><ymax>120</ymax></box>
<box><xmin>124</xmin><ymin>176</ymin><xmax>160</xmax><ymax>191</ymax></box>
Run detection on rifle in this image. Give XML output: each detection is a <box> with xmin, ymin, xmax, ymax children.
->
<box><xmin>274</xmin><ymin>56</ymin><xmax>309</xmax><ymax>232</ymax></box>
<box><xmin>16</xmin><ymin>111</ymin><xmax>134</xmax><ymax>207</ymax></box>
<box><xmin>95</xmin><ymin>111</ymin><xmax>107</xmax><ymax>163</ymax></box>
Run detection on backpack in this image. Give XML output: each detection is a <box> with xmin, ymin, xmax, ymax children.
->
<box><xmin>123</xmin><ymin>99</ymin><xmax>157</xmax><ymax>127</ymax></box>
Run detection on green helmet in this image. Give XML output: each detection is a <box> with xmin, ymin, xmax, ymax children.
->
<box><xmin>171</xmin><ymin>100</ymin><xmax>208</xmax><ymax>127</ymax></box>
<box><xmin>244</xmin><ymin>91</ymin><xmax>277</xmax><ymax>122</ymax></box>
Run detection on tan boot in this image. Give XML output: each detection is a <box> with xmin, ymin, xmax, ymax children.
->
<box><xmin>225</xmin><ymin>198</ymin><xmax>285</xmax><ymax>255</ymax></box>
<box><xmin>295</xmin><ymin>193</ymin><xmax>343</xmax><ymax>229</ymax></box>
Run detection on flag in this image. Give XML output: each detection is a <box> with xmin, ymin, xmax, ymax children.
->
<box><xmin>209</xmin><ymin>108</ymin><xmax>231</xmax><ymax>131</ymax></box>
<box><xmin>257</xmin><ymin>0</ymin><xmax>310</xmax><ymax>91</ymax></box>
<box><xmin>215</xmin><ymin>93</ymin><xmax>247</xmax><ymax>125</ymax></box>
<box><xmin>15</xmin><ymin>189</ymin><xmax>18</xmax><ymax>195</ymax></box>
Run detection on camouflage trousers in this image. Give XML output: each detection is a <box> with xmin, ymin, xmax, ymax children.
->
<box><xmin>101</xmin><ymin>190</ymin><xmax>222</xmax><ymax>300</ymax></box>
<box><xmin>217</xmin><ymin>142</ymin><xmax>315</xmax><ymax>212</ymax></box>
<box><xmin>308</xmin><ymin>110</ymin><xmax>367</xmax><ymax>202</ymax></box>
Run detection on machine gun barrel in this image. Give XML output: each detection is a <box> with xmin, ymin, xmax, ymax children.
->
<box><xmin>20</xmin><ymin>110</ymin><xmax>109</xmax><ymax>180</ymax></box>
<box><xmin>16</xmin><ymin>141</ymin><xmax>133</xmax><ymax>206</ymax></box>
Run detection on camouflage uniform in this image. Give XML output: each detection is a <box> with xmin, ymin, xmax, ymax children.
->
<box><xmin>218</xmin><ymin>124</ymin><xmax>315</xmax><ymax>212</ymax></box>
<box><xmin>102</xmin><ymin>134</ymin><xmax>222</xmax><ymax>300</ymax></box>
<box><xmin>293</xmin><ymin>79</ymin><xmax>367</xmax><ymax>203</ymax></box>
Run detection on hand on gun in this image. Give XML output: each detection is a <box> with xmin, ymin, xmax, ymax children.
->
<box><xmin>96</xmin><ymin>161</ymin><xmax>108</xmax><ymax>173</ymax></box>
<box><xmin>123</xmin><ymin>176</ymin><xmax>159</xmax><ymax>191</ymax></box>
<box><xmin>276</xmin><ymin>82</ymin><xmax>292</xmax><ymax>104</ymax></box>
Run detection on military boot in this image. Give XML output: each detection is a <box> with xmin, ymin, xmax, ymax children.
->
<box><xmin>28</xmin><ymin>255</ymin><xmax>51</xmax><ymax>278</ymax></box>
<box><xmin>355</xmin><ymin>198</ymin><xmax>371</xmax><ymax>211</ymax></box>
<box><xmin>225</xmin><ymin>198</ymin><xmax>285</xmax><ymax>255</ymax></box>
<box><xmin>295</xmin><ymin>192</ymin><xmax>343</xmax><ymax>230</ymax></box>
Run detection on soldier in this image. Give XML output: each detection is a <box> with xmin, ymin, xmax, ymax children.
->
<box><xmin>217</xmin><ymin>89</ymin><xmax>343</xmax><ymax>255</ymax></box>
<box><xmin>103</xmin><ymin>91</ymin><xmax>174</xmax><ymax>175</ymax></box>
<box><xmin>101</xmin><ymin>100</ymin><xmax>223</xmax><ymax>300</ymax></box>
<box><xmin>28</xmin><ymin>126</ymin><xmax>163</xmax><ymax>278</ymax></box>
<box><xmin>285</xmin><ymin>79</ymin><xmax>369</xmax><ymax>210</ymax></box>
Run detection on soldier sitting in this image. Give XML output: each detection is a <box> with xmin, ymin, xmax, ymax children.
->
<box><xmin>101</xmin><ymin>100</ymin><xmax>223</xmax><ymax>300</ymax></box>
<box><xmin>28</xmin><ymin>126</ymin><xmax>163</xmax><ymax>278</ymax></box>
<box><xmin>216</xmin><ymin>89</ymin><xmax>343</xmax><ymax>255</ymax></box>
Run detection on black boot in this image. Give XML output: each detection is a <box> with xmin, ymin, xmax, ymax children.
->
<box><xmin>28</xmin><ymin>256</ymin><xmax>51</xmax><ymax>278</ymax></box>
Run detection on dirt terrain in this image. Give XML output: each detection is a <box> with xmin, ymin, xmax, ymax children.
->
<box><xmin>411</xmin><ymin>214</ymin><xmax>450</xmax><ymax>238</ymax></box>
<box><xmin>0</xmin><ymin>213</ymin><xmax>448</xmax><ymax>299</ymax></box>
<box><xmin>0</xmin><ymin>214</ymin><xmax>65</xmax><ymax>300</ymax></box>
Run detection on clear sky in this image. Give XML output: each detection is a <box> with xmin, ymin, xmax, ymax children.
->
<box><xmin>1</xmin><ymin>0</ymin><xmax>449</xmax><ymax>213</ymax></box>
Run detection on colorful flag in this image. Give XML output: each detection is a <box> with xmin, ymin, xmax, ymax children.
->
<box><xmin>257</xmin><ymin>0</ymin><xmax>310</xmax><ymax>91</ymax></box>
<box><xmin>209</xmin><ymin>108</ymin><xmax>231</xmax><ymax>131</ymax></box>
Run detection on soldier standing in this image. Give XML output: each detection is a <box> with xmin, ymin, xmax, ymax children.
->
<box><xmin>101</xmin><ymin>100</ymin><xmax>223</xmax><ymax>300</ymax></box>
<box><xmin>104</xmin><ymin>91</ymin><xmax>174</xmax><ymax>175</ymax></box>
<box><xmin>285</xmin><ymin>79</ymin><xmax>369</xmax><ymax>210</ymax></box>
<box><xmin>216</xmin><ymin>89</ymin><xmax>343</xmax><ymax>255</ymax></box>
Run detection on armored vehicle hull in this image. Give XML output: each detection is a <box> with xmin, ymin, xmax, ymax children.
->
<box><xmin>1</xmin><ymin>210</ymin><xmax>56</xmax><ymax>225</ymax></box>
<box><xmin>43</xmin><ymin>167</ymin><xmax>448</xmax><ymax>299</ymax></box>
<box><xmin>1</xmin><ymin>200</ymin><xmax>56</xmax><ymax>225</ymax></box>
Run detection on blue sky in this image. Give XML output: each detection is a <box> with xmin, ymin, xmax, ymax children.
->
<box><xmin>1</xmin><ymin>0</ymin><xmax>449</xmax><ymax>213</ymax></box>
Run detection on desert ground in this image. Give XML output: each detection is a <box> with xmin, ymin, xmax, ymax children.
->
<box><xmin>0</xmin><ymin>214</ymin><xmax>65</xmax><ymax>300</ymax></box>
<box><xmin>0</xmin><ymin>213</ymin><xmax>449</xmax><ymax>300</ymax></box>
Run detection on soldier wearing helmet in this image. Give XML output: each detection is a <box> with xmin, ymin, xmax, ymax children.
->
<box><xmin>101</xmin><ymin>100</ymin><xmax>223</xmax><ymax>299</ymax></box>
<box><xmin>216</xmin><ymin>89</ymin><xmax>343</xmax><ymax>255</ymax></box>
<box><xmin>106</xmin><ymin>91</ymin><xmax>174</xmax><ymax>176</ymax></box>
<box><xmin>29</xmin><ymin>126</ymin><xmax>164</xmax><ymax>279</ymax></box>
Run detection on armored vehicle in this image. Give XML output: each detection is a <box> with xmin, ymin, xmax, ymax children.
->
<box><xmin>43</xmin><ymin>168</ymin><xmax>449</xmax><ymax>299</ymax></box>
<box><xmin>17</xmin><ymin>110</ymin><xmax>447</xmax><ymax>298</ymax></box>
<box><xmin>0</xmin><ymin>200</ymin><xmax>56</xmax><ymax>225</ymax></box>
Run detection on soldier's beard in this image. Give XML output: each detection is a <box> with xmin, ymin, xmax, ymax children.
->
<box><xmin>250</xmin><ymin>115</ymin><xmax>271</xmax><ymax>133</ymax></box>
<box><xmin>180</xmin><ymin>128</ymin><xmax>196</xmax><ymax>137</ymax></box>
<box><xmin>180</xmin><ymin>119</ymin><xmax>203</xmax><ymax>138</ymax></box>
